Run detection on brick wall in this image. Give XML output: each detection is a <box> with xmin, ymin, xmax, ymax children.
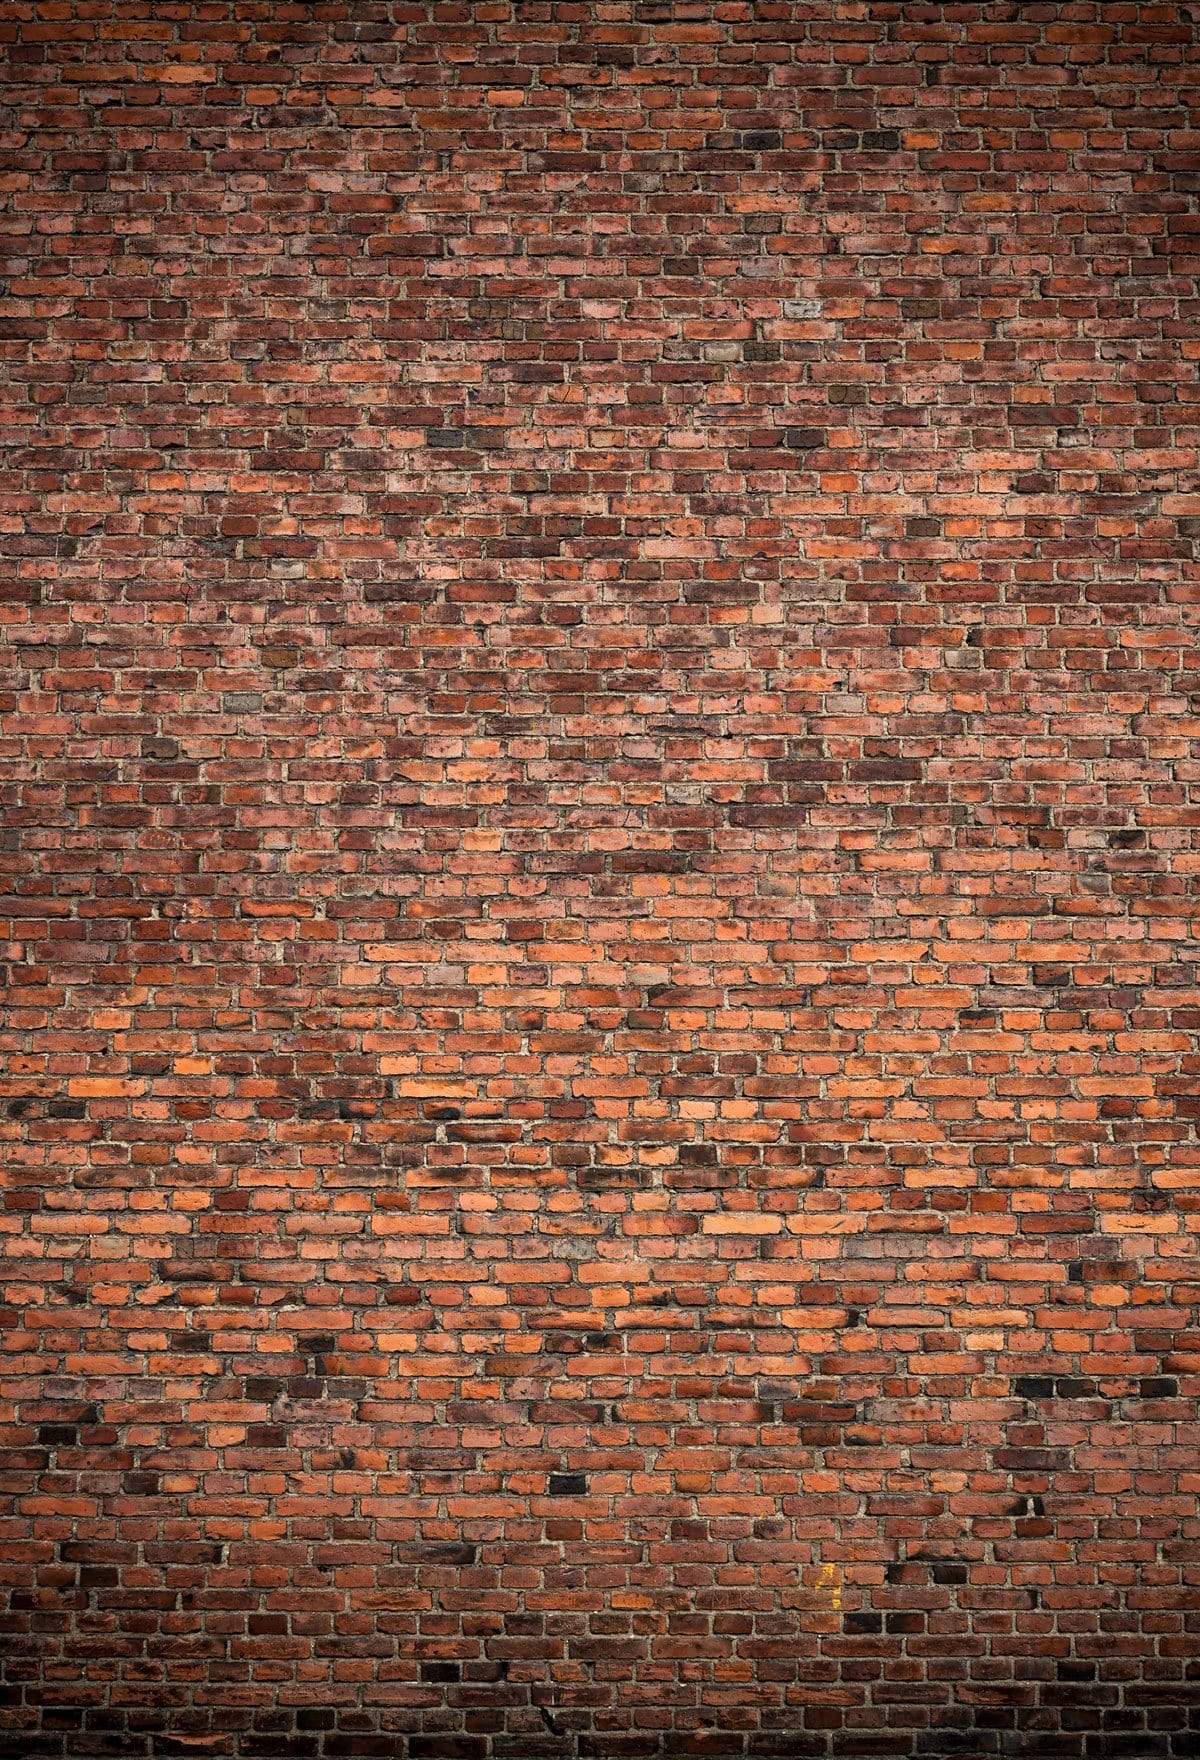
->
<box><xmin>2</xmin><ymin>4</ymin><xmax>1199</xmax><ymax>1756</ymax></box>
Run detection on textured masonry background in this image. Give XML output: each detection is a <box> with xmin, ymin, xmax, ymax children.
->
<box><xmin>2</xmin><ymin>3</ymin><xmax>1200</xmax><ymax>1757</ymax></box>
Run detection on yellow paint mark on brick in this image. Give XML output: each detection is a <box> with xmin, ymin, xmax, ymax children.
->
<box><xmin>816</xmin><ymin>1564</ymin><xmax>842</xmax><ymax>1611</ymax></box>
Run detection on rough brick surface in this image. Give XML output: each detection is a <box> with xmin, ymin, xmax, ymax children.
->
<box><xmin>2</xmin><ymin>4</ymin><xmax>1199</xmax><ymax>1757</ymax></box>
